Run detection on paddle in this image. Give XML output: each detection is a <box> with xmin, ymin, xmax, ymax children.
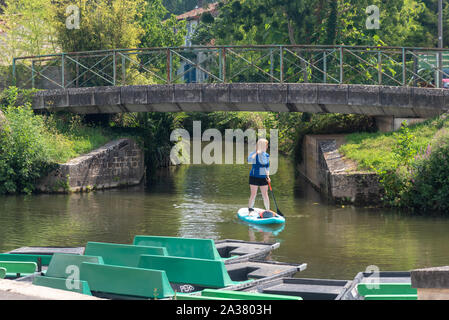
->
<box><xmin>267</xmin><ymin>179</ymin><xmax>284</xmax><ymax>217</ymax></box>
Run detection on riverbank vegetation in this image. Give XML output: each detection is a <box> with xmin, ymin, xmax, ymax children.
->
<box><xmin>0</xmin><ymin>87</ymin><xmax>133</xmax><ymax>194</ymax></box>
<box><xmin>340</xmin><ymin>115</ymin><xmax>449</xmax><ymax>213</ymax></box>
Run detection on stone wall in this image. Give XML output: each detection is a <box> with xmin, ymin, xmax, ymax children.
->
<box><xmin>298</xmin><ymin>134</ymin><xmax>382</xmax><ymax>205</ymax></box>
<box><xmin>412</xmin><ymin>266</ymin><xmax>449</xmax><ymax>300</ymax></box>
<box><xmin>297</xmin><ymin>134</ymin><xmax>348</xmax><ymax>188</ymax></box>
<box><xmin>37</xmin><ymin>138</ymin><xmax>144</xmax><ymax>193</ymax></box>
<box><xmin>375</xmin><ymin>116</ymin><xmax>427</xmax><ymax>132</ymax></box>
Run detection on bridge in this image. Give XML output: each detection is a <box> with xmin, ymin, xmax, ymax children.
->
<box><xmin>12</xmin><ymin>45</ymin><xmax>449</xmax><ymax>117</ymax></box>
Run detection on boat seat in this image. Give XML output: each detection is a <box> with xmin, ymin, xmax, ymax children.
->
<box><xmin>0</xmin><ymin>261</ymin><xmax>37</xmax><ymax>277</ymax></box>
<box><xmin>138</xmin><ymin>255</ymin><xmax>236</xmax><ymax>288</ymax></box>
<box><xmin>0</xmin><ymin>253</ymin><xmax>53</xmax><ymax>267</ymax></box>
<box><xmin>133</xmin><ymin>235</ymin><xmax>222</xmax><ymax>261</ymax></box>
<box><xmin>44</xmin><ymin>253</ymin><xmax>104</xmax><ymax>278</ymax></box>
<box><xmin>80</xmin><ymin>262</ymin><xmax>175</xmax><ymax>299</ymax></box>
<box><xmin>357</xmin><ymin>283</ymin><xmax>417</xmax><ymax>300</ymax></box>
<box><xmin>32</xmin><ymin>253</ymin><xmax>104</xmax><ymax>296</ymax></box>
<box><xmin>84</xmin><ymin>242</ymin><xmax>167</xmax><ymax>267</ymax></box>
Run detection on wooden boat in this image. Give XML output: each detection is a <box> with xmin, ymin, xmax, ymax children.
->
<box><xmin>240</xmin><ymin>277</ymin><xmax>353</xmax><ymax>300</ymax></box>
<box><xmin>340</xmin><ymin>271</ymin><xmax>416</xmax><ymax>300</ymax></box>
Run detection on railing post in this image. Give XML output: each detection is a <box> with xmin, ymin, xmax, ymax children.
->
<box><xmin>280</xmin><ymin>46</ymin><xmax>284</xmax><ymax>83</ymax></box>
<box><xmin>413</xmin><ymin>50</ymin><xmax>418</xmax><ymax>87</ymax></box>
<box><xmin>219</xmin><ymin>48</ymin><xmax>222</xmax><ymax>81</ymax></box>
<box><xmin>61</xmin><ymin>53</ymin><xmax>65</xmax><ymax>88</ymax></box>
<box><xmin>31</xmin><ymin>60</ymin><xmax>35</xmax><ymax>89</ymax></box>
<box><xmin>12</xmin><ymin>58</ymin><xmax>16</xmax><ymax>87</ymax></box>
<box><xmin>339</xmin><ymin>47</ymin><xmax>344</xmax><ymax>84</ymax></box>
<box><xmin>436</xmin><ymin>52</ymin><xmax>441</xmax><ymax>88</ymax></box>
<box><xmin>323</xmin><ymin>51</ymin><xmax>327</xmax><ymax>83</ymax></box>
<box><xmin>76</xmin><ymin>55</ymin><xmax>80</xmax><ymax>88</ymax></box>
<box><xmin>301</xmin><ymin>49</ymin><xmax>308</xmax><ymax>83</ymax></box>
<box><xmin>222</xmin><ymin>47</ymin><xmax>226</xmax><ymax>83</ymax></box>
<box><xmin>270</xmin><ymin>48</ymin><xmax>274</xmax><ymax>80</ymax></box>
<box><xmin>378</xmin><ymin>50</ymin><xmax>382</xmax><ymax>85</ymax></box>
<box><xmin>113</xmin><ymin>51</ymin><xmax>117</xmax><ymax>86</ymax></box>
<box><xmin>167</xmin><ymin>49</ymin><xmax>171</xmax><ymax>84</ymax></box>
<box><xmin>122</xmin><ymin>53</ymin><xmax>126</xmax><ymax>86</ymax></box>
<box><xmin>402</xmin><ymin>48</ymin><xmax>406</xmax><ymax>86</ymax></box>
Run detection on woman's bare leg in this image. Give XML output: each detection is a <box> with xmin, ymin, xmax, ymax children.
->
<box><xmin>260</xmin><ymin>185</ymin><xmax>270</xmax><ymax>211</ymax></box>
<box><xmin>248</xmin><ymin>185</ymin><xmax>258</xmax><ymax>209</ymax></box>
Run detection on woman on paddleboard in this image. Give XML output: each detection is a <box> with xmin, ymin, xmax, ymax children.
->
<box><xmin>247</xmin><ymin>138</ymin><xmax>271</xmax><ymax>214</ymax></box>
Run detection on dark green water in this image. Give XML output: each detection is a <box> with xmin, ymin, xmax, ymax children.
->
<box><xmin>1</xmin><ymin>155</ymin><xmax>448</xmax><ymax>280</ymax></box>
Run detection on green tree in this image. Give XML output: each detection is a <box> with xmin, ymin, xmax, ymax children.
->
<box><xmin>51</xmin><ymin>0</ymin><xmax>145</xmax><ymax>52</ymax></box>
<box><xmin>0</xmin><ymin>87</ymin><xmax>53</xmax><ymax>194</ymax></box>
<box><xmin>139</xmin><ymin>0</ymin><xmax>187</xmax><ymax>48</ymax></box>
<box><xmin>411</xmin><ymin>0</ymin><xmax>449</xmax><ymax>47</ymax></box>
<box><xmin>193</xmin><ymin>0</ymin><xmax>426</xmax><ymax>47</ymax></box>
<box><xmin>0</xmin><ymin>0</ymin><xmax>58</xmax><ymax>65</ymax></box>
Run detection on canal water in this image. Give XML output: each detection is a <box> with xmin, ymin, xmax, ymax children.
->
<box><xmin>1</xmin><ymin>153</ymin><xmax>448</xmax><ymax>280</ymax></box>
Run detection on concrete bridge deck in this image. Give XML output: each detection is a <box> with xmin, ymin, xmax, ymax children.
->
<box><xmin>32</xmin><ymin>83</ymin><xmax>449</xmax><ymax>118</ymax></box>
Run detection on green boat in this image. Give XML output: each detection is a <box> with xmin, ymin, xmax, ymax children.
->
<box><xmin>16</xmin><ymin>235</ymin><xmax>305</xmax><ymax>299</ymax></box>
<box><xmin>340</xmin><ymin>271</ymin><xmax>417</xmax><ymax>300</ymax></box>
<box><xmin>133</xmin><ymin>236</ymin><xmax>280</xmax><ymax>263</ymax></box>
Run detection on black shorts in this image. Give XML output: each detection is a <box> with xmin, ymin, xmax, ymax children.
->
<box><xmin>249</xmin><ymin>176</ymin><xmax>268</xmax><ymax>186</ymax></box>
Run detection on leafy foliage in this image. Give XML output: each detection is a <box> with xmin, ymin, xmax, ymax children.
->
<box><xmin>51</xmin><ymin>0</ymin><xmax>145</xmax><ymax>52</ymax></box>
<box><xmin>192</xmin><ymin>0</ymin><xmax>429</xmax><ymax>47</ymax></box>
<box><xmin>0</xmin><ymin>87</ymin><xmax>131</xmax><ymax>194</ymax></box>
<box><xmin>405</xmin><ymin>131</ymin><xmax>449</xmax><ymax>212</ymax></box>
<box><xmin>341</xmin><ymin>115</ymin><xmax>449</xmax><ymax>213</ymax></box>
<box><xmin>0</xmin><ymin>0</ymin><xmax>58</xmax><ymax>65</ymax></box>
<box><xmin>0</xmin><ymin>88</ymin><xmax>53</xmax><ymax>194</ymax></box>
<box><xmin>393</xmin><ymin>121</ymin><xmax>418</xmax><ymax>166</ymax></box>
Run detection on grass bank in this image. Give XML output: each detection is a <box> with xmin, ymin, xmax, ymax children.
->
<box><xmin>339</xmin><ymin>115</ymin><xmax>449</xmax><ymax>213</ymax></box>
<box><xmin>340</xmin><ymin>117</ymin><xmax>449</xmax><ymax>172</ymax></box>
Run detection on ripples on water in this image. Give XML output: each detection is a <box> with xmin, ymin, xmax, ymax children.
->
<box><xmin>0</xmin><ymin>149</ymin><xmax>449</xmax><ymax>279</ymax></box>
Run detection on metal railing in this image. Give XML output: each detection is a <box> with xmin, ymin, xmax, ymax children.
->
<box><xmin>11</xmin><ymin>45</ymin><xmax>449</xmax><ymax>90</ymax></box>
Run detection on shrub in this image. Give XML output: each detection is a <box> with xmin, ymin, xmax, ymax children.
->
<box><xmin>402</xmin><ymin>130</ymin><xmax>449</xmax><ymax>213</ymax></box>
<box><xmin>0</xmin><ymin>87</ymin><xmax>124</xmax><ymax>194</ymax></box>
<box><xmin>0</xmin><ymin>103</ymin><xmax>54</xmax><ymax>194</ymax></box>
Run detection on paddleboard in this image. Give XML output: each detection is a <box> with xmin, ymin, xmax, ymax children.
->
<box><xmin>237</xmin><ymin>208</ymin><xmax>286</xmax><ymax>225</ymax></box>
